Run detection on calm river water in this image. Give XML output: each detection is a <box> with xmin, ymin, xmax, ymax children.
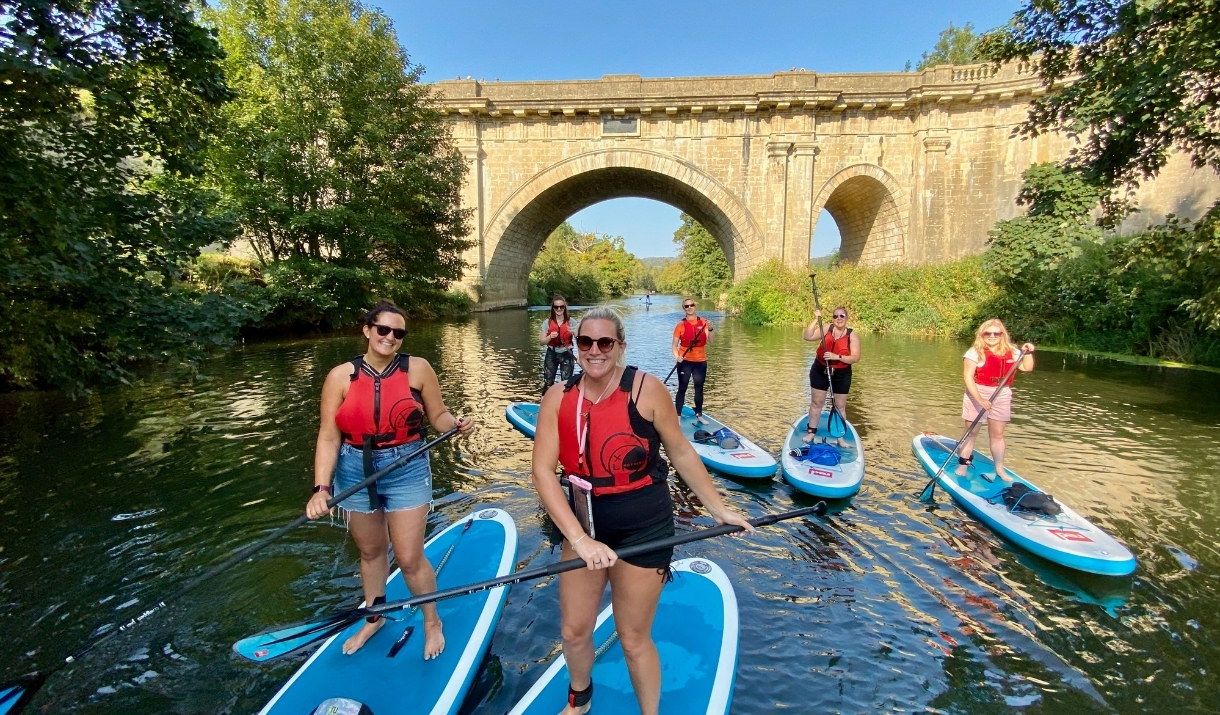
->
<box><xmin>2</xmin><ymin>294</ymin><xmax>1219</xmax><ymax>714</ymax></box>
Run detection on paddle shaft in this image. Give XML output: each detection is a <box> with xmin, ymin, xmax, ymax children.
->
<box><xmin>335</xmin><ymin>503</ymin><xmax>826</xmax><ymax>621</ymax></box>
<box><xmin>663</xmin><ymin>321</ymin><xmax>707</xmax><ymax>385</ymax></box>
<box><xmin>919</xmin><ymin>349</ymin><xmax>1029</xmax><ymax>500</ymax></box>
<box><xmin>808</xmin><ymin>274</ymin><xmax>834</xmax><ymax>385</ymax></box>
<box><xmin>11</xmin><ymin>427</ymin><xmax>458</xmax><ymax>697</ymax></box>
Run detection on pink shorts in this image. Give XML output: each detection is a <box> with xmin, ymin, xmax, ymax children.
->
<box><xmin>962</xmin><ymin>383</ymin><xmax>1012</xmax><ymax>423</ymax></box>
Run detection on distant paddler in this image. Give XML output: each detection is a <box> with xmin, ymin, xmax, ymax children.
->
<box><xmin>671</xmin><ymin>298</ymin><xmax>713</xmax><ymax>425</ymax></box>
<box><xmin>540</xmin><ymin>294</ymin><xmax>576</xmax><ymax>393</ymax></box>
<box><xmin>802</xmin><ymin>305</ymin><xmax>860</xmax><ymax>447</ymax></box>
<box><xmin>307</xmin><ymin>300</ymin><xmax>475</xmax><ymax>658</ymax></box>
<box><xmin>956</xmin><ymin>319</ymin><xmax>1035</xmax><ymax>481</ymax></box>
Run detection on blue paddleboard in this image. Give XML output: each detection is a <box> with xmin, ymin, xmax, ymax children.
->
<box><xmin>506</xmin><ymin>557</ymin><xmax>738</xmax><ymax>715</ymax></box>
<box><xmin>780</xmin><ymin>412</ymin><xmax>865</xmax><ymax>498</ymax></box>
<box><xmin>256</xmin><ymin>508</ymin><xmax>518</xmax><ymax>715</ymax></box>
<box><xmin>912</xmin><ymin>433</ymin><xmax>1136</xmax><ymax>576</ymax></box>
<box><xmin>505</xmin><ymin>402</ymin><xmax>539</xmax><ymax>439</ymax></box>
<box><xmin>678</xmin><ymin>407</ymin><xmax>776</xmax><ymax>479</ymax></box>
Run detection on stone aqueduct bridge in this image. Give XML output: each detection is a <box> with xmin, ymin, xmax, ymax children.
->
<box><xmin>437</xmin><ymin>65</ymin><xmax>1220</xmax><ymax>310</ymax></box>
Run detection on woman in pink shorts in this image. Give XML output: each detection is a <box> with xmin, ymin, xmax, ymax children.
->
<box><xmin>956</xmin><ymin>319</ymin><xmax>1035</xmax><ymax>481</ymax></box>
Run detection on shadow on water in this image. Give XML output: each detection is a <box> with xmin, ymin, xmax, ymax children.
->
<box><xmin>0</xmin><ymin>293</ymin><xmax>1218</xmax><ymax>713</ymax></box>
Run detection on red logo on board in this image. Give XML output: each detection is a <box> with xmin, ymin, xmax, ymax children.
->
<box><xmin>254</xmin><ymin>649</ymin><xmax>269</xmax><ymax>659</ymax></box>
<box><xmin>1048</xmin><ymin>529</ymin><xmax>1093</xmax><ymax>543</ymax></box>
<box><xmin>807</xmin><ymin>468</ymin><xmax>833</xmax><ymax>478</ymax></box>
<box><xmin>730</xmin><ymin>452</ymin><xmax>754</xmax><ymax>459</ymax></box>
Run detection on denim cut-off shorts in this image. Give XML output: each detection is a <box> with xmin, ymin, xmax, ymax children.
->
<box><xmin>333</xmin><ymin>442</ymin><xmax>433</xmax><ymax>513</ymax></box>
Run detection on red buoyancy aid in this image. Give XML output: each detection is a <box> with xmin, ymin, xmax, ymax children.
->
<box><xmin>547</xmin><ymin>319</ymin><xmax>573</xmax><ymax>348</ymax></box>
<box><xmin>334</xmin><ymin>354</ymin><xmax>425</xmax><ymax>448</ymax></box>
<box><xmin>816</xmin><ymin>328</ymin><xmax>853</xmax><ymax>370</ymax></box>
<box><xmin>557</xmin><ymin>366</ymin><xmax>669</xmax><ymax>496</ymax></box>
<box><xmin>678</xmin><ymin>318</ymin><xmax>708</xmax><ymax>348</ymax></box>
<box><xmin>974</xmin><ymin>348</ymin><xmax>1019</xmax><ymax>387</ymax></box>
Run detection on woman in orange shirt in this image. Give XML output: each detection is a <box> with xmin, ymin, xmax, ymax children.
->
<box><xmin>671</xmin><ymin>298</ymin><xmax>713</xmax><ymax>425</ymax></box>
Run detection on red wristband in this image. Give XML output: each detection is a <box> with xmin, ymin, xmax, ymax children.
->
<box><xmin>313</xmin><ymin>484</ymin><xmax>332</xmax><ymax>494</ymax></box>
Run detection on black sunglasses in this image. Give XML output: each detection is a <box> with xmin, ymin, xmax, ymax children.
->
<box><xmin>553</xmin><ymin>304</ymin><xmax>567</xmax><ymax>310</ymax></box>
<box><xmin>683</xmin><ymin>303</ymin><xmax>696</xmax><ymax>308</ymax></box>
<box><xmin>371</xmin><ymin>324</ymin><xmax>407</xmax><ymax>340</ymax></box>
<box><xmin>575</xmin><ymin>335</ymin><xmax>620</xmax><ymax>352</ymax></box>
<box><xmin>833</xmin><ymin>313</ymin><xmax>847</xmax><ymax>319</ymax></box>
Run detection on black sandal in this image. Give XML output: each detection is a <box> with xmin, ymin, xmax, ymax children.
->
<box><xmin>568</xmin><ymin>682</ymin><xmax>593</xmax><ymax>710</ymax></box>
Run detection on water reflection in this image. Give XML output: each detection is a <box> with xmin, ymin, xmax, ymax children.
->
<box><xmin>0</xmin><ymin>295</ymin><xmax>1217</xmax><ymax>713</ymax></box>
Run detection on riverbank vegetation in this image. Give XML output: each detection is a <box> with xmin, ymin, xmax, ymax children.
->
<box><xmin>527</xmin><ymin>223</ymin><xmax>640</xmax><ymax>304</ymax></box>
<box><xmin>1</xmin><ymin>0</ymin><xmax>470</xmax><ymax>395</ymax></box>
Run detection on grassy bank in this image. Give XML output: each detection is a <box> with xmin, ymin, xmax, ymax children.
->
<box><xmin>726</xmin><ymin>258</ymin><xmax>995</xmax><ymax>337</ymax></box>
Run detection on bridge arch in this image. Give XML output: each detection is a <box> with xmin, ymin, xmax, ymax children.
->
<box><xmin>811</xmin><ymin>164</ymin><xmax>907</xmax><ymax>265</ymax></box>
<box><xmin>479</xmin><ymin>149</ymin><xmax>761</xmax><ymax>306</ymax></box>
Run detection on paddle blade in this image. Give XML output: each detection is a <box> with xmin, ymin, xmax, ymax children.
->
<box><xmin>917</xmin><ymin>478</ymin><xmax>938</xmax><ymax>503</ymax></box>
<box><xmin>0</xmin><ymin>673</ymin><xmax>47</xmax><ymax>715</ymax></box>
<box><xmin>233</xmin><ymin>617</ymin><xmax>354</xmax><ymax>662</ymax></box>
<box><xmin>826</xmin><ymin>408</ymin><xmax>847</xmax><ymax>439</ymax></box>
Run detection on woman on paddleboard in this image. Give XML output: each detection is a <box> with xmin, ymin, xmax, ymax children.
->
<box><xmin>956</xmin><ymin>319</ymin><xmax>1035</xmax><ymax>480</ymax></box>
<box><xmin>802</xmin><ymin>305</ymin><xmax>860</xmax><ymax>448</ymax></box>
<box><xmin>306</xmin><ymin>300</ymin><xmax>474</xmax><ymax>658</ymax></box>
<box><xmin>671</xmin><ymin>298</ymin><xmax>714</xmax><ymax>425</ymax></box>
<box><xmin>540</xmin><ymin>294</ymin><xmax>576</xmax><ymax>392</ymax></box>
<box><xmin>532</xmin><ymin>307</ymin><xmax>753</xmax><ymax>715</ymax></box>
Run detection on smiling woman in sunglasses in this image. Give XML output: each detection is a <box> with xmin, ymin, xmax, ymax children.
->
<box><xmin>802</xmin><ymin>305</ymin><xmax>861</xmax><ymax>447</ymax></box>
<box><xmin>539</xmin><ymin>294</ymin><xmax>576</xmax><ymax>393</ymax></box>
<box><xmin>531</xmin><ymin>306</ymin><xmax>753</xmax><ymax>715</ymax></box>
<box><xmin>305</xmin><ymin>300</ymin><xmax>474</xmax><ymax>659</ymax></box>
<box><xmin>957</xmin><ymin>319</ymin><xmax>1035</xmax><ymax>480</ymax></box>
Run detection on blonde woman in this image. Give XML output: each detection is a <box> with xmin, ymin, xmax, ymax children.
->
<box><xmin>956</xmin><ymin>319</ymin><xmax>1035</xmax><ymax>481</ymax></box>
<box><xmin>531</xmin><ymin>306</ymin><xmax>752</xmax><ymax>715</ymax></box>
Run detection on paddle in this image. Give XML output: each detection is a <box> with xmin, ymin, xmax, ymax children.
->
<box><xmin>917</xmin><ymin>349</ymin><xmax>1029</xmax><ymax>502</ymax></box>
<box><xmin>663</xmin><ymin>321</ymin><xmax>707</xmax><ymax>386</ymax></box>
<box><xmin>233</xmin><ymin>501</ymin><xmax>829</xmax><ymax>661</ymax></box>
<box><xmin>0</xmin><ymin>426</ymin><xmax>461</xmax><ymax>715</ymax></box>
<box><xmin>808</xmin><ymin>274</ymin><xmax>846</xmax><ymax>439</ymax></box>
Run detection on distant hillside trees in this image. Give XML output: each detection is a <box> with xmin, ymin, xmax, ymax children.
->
<box><xmin>655</xmin><ymin>215</ymin><xmax>732</xmax><ymax>299</ymax></box>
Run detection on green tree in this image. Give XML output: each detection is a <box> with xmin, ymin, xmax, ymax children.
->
<box><xmin>979</xmin><ymin>0</ymin><xmax>1220</xmax><ymax>331</ymax></box>
<box><xmin>979</xmin><ymin>0</ymin><xmax>1220</xmax><ymax>191</ymax></box>
<box><xmin>916</xmin><ymin>22</ymin><xmax>982</xmax><ymax>70</ymax></box>
<box><xmin>0</xmin><ymin>0</ymin><xmax>261</xmax><ymax>395</ymax></box>
<box><xmin>204</xmin><ymin>0</ymin><xmax>470</xmax><ymax>293</ymax></box>
<box><xmin>667</xmin><ymin>215</ymin><xmax>731</xmax><ymax>299</ymax></box>
<box><xmin>527</xmin><ymin>222</ymin><xmax>644</xmax><ymax>303</ymax></box>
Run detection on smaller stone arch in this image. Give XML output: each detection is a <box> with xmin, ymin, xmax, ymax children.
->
<box><xmin>811</xmin><ymin>164</ymin><xmax>907</xmax><ymax>265</ymax></box>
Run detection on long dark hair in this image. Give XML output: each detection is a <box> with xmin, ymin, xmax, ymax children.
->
<box><xmin>364</xmin><ymin>299</ymin><xmax>407</xmax><ymax>328</ymax></box>
<box><xmin>548</xmin><ymin>294</ymin><xmax>568</xmax><ymax>325</ymax></box>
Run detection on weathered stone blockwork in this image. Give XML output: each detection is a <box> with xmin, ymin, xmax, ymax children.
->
<box><xmin>436</xmin><ymin>65</ymin><xmax>1220</xmax><ymax>310</ymax></box>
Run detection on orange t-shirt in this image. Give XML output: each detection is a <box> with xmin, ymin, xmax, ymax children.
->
<box><xmin>673</xmin><ymin>318</ymin><xmax>709</xmax><ymax>363</ymax></box>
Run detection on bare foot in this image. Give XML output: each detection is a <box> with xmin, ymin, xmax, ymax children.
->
<box><xmin>423</xmin><ymin>617</ymin><xmax>445</xmax><ymax>660</ymax></box>
<box><xmin>694</xmin><ymin>414</ymin><xmax>708</xmax><ymax>426</ymax></box>
<box><xmin>342</xmin><ymin>617</ymin><xmax>385</xmax><ymax>655</ymax></box>
<box><xmin>801</xmin><ymin>429</ymin><xmax>815</xmax><ymax>444</ymax></box>
<box><xmin>837</xmin><ymin>438</ymin><xmax>850</xmax><ymax>449</ymax></box>
<box><xmin>558</xmin><ymin>703</ymin><xmax>592</xmax><ymax>715</ymax></box>
<box><xmin>994</xmin><ymin>466</ymin><xmax>1013</xmax><ymax>483</ymax></box>
<box><xmin>954</xmin><ymin>463</ymin><xmax>968</xmax><ymax>477</ymax></box>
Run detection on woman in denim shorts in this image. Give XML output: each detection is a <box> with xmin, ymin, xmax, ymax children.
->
<box><xmin>305</xmin><ymin>300</ymin><xmax>474</xmax><ymax>659</ymax></box>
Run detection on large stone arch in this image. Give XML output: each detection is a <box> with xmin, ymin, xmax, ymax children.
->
<box><xmin>479</xmin><ymin>149</ymin><xmax>762</xmax><ymax>306</ymax></box>
<box><xmin>811</xmin><ymin>164</ymin><xmax>907</xmax><ymax>266</ymax></box>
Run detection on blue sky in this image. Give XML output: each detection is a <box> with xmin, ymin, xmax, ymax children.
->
<box><xmin>380</xmin><ymin>0</ymin><xmax>1022</xmax><ymax>257</ymax></box>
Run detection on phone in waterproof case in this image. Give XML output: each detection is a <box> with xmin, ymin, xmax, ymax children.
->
<box><xmin>567</xmin><ymin>473</ymin><xmax>595</xmax><ymax>539</ymax></box>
